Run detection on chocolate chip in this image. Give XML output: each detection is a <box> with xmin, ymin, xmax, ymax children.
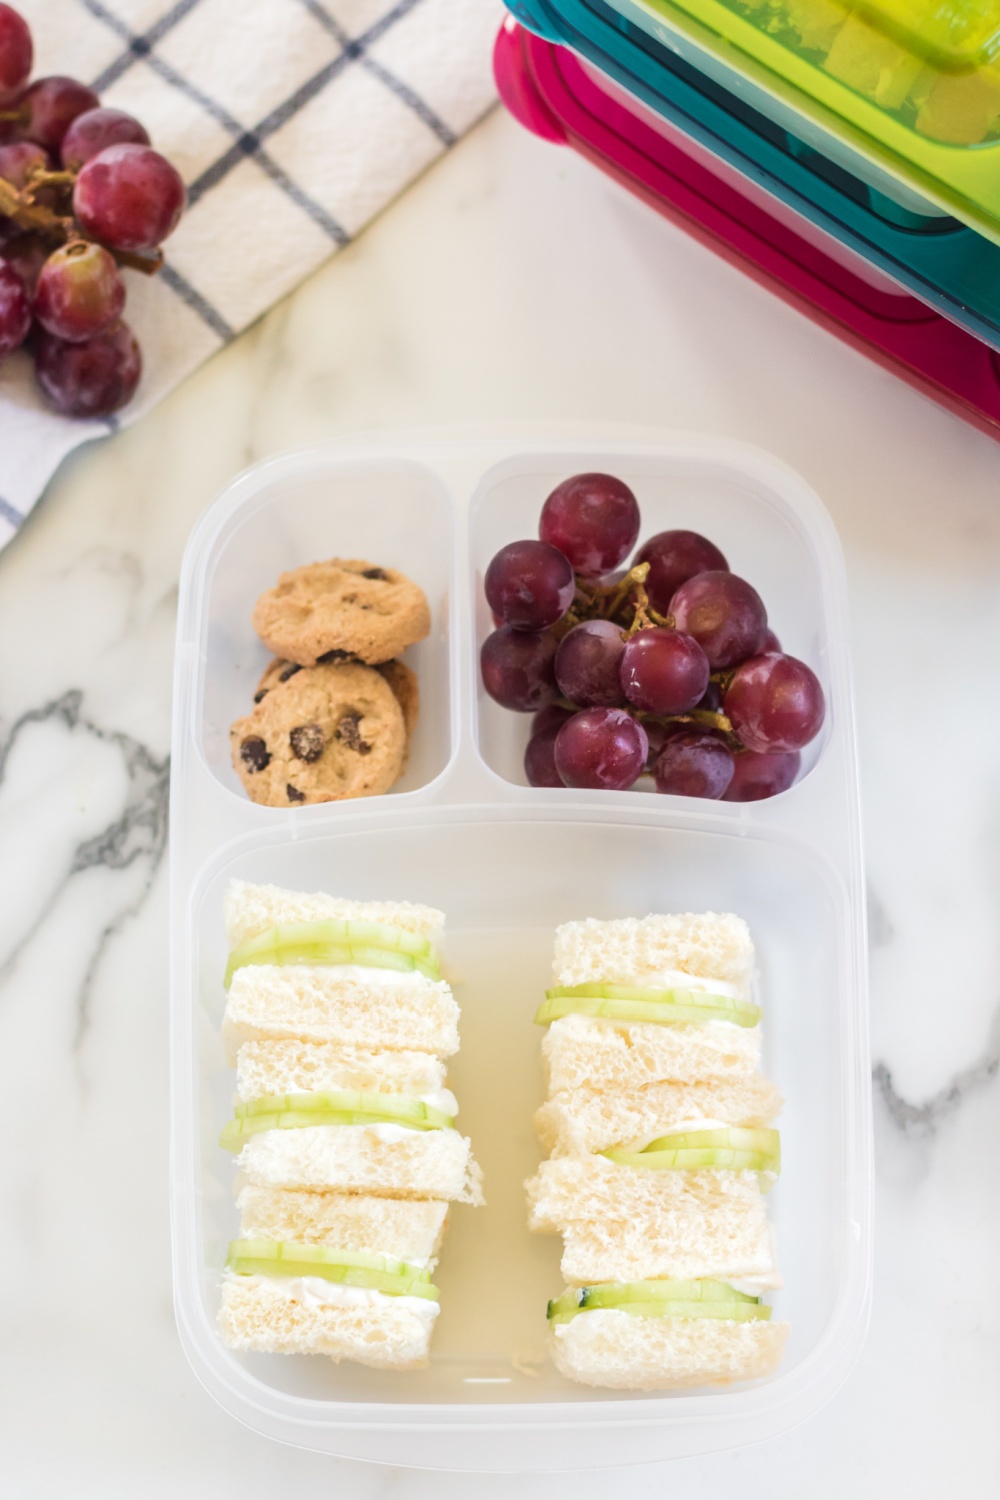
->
<box><xmin>278</xmin><ymin>662</ymin><xmax>302</xmax><ymax>682</ymax></box>
<box><xmin>361</xmin><ymin>567</ymin><xmax>388</xmax><ymax>580</ymax></box>
<box><xmin>240</xmin><ymin>736</ymin><xmax>270</xmax><ymax>772</ymax></box>
<box><xmin>286</xmin><ymin>784</ymin><xmax>305</xmax><ymax>803</ymax></box>
<box><xmin>290</xmin><ymin>723</ymin><xmax>324</xmax><ymax>762</ymax></box>
<box><xmin>318</xmin><ymin>649</ymin><xmax>353</xmax><ymax>664</ymax></box>
<box><xmin>253</xmin><ymin>689</ymin><xmax>268</xmax><ymax>704</ymax></box>
<box><xmin>335</xmin><ymin>711</ymin><xmax>372</xmax><ymax>755</ymax></box>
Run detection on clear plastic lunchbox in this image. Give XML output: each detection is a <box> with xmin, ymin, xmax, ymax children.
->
<box><xmin>508</xmin><ymin>0</ymin><xmax>1000</xmax><ymax>356</ymax></box>
<box><xmin>169</xmin><ymin>434</ymin><xmax>872</xmax><ymax>1471</ymax></box>
<box><xmin>508</xmin><ymin>0</ymin><xmax>1000</xmax><ymax>244</ymax></box>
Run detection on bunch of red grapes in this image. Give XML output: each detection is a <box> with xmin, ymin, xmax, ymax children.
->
<box><xmin>480</xmin><ymin>472</ymin><xmax>826</xmax><ymax>802</ymax></box>
<box><xmin>0</xmin><ymin>2</ymin><xmax>186</xmax><ymax>417</ymax></box>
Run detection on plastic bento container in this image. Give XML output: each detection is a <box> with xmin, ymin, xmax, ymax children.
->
<box><xmin>170</xmin><ymin>435</ymin><xmax>872</xmax><ymax>1471</ymax></box>
<box><xmin>604</xmin><ymin>0</ymin><xmax>1000</xmax><ymax>243</ymax></box>
<box><xmin>507</xmin><ymin>0</ymin><xmax>1000</xmax><ymax>356</ymax></box>
<box><xmin>497</xmin><ymin>21</ymin><xmax>1000</xmax><ymax>441</ymax></box>
<box><xmin>508</xmin><ymin>0</ymin><xmax>1000</xmax><ymax>241</ymax></box>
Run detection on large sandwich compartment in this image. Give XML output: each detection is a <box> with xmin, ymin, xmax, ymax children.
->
<box><xmin>170</xmin><ymin>436</ymin><xmax>871</xmax><ymax>1469</ymax></box>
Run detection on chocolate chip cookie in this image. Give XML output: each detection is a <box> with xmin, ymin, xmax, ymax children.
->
<box><xmin>255</xmin><ymin>656</ymin><xmax>419</xmax><ymax>745</ymax></box>
<box><xmin>252</xmin><ymin>559</ymin><xmax>431</xmax><ymax>667</ymax></box>
<box><xmin>230</xmin><ymin>660</ymin><xmax>406</xmax><ymax>806</ymax></box>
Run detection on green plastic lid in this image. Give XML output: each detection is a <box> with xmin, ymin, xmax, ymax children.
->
<box><xmin>622</xmin><ymin>0</ymin><xmax>1000</xmax><ymax>242</ymax></box>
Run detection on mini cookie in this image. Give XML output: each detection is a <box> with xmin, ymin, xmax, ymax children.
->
<box><xmin>255</xmin><ymin>656</ymin><xmax>419</xmax><ymax>742</ymax></box>
<box><xmin>252</xmin><ymin>559</ymin><xmax>431</xmax><ymax>667</ymax></box>
<box><xmin>230</xmin><ymin>661</ymin><xmax>405</xmax><ymax>806</ymax></box>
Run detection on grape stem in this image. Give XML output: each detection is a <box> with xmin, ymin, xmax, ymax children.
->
<box><xmin>0</xmin><ymin>174</ymin><xmax>165</xmax><ymax>274</ymax></box>
<box><xmin>564</xmin><ymin>561</ymin><xmax>675</xmax><ymax>640</ymax></box>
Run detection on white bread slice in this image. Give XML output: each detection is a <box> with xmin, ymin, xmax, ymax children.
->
<box><xmin>552</xmin><ymin>1308</ymin><xmax>788</xmax><ymax>1389</ymax></box>
<box><xmin>236</xmin><ymin>1185</ymin><xmax>449</xmax><ymax>1265</ymax></box>
<box><xmin>234</xmin><ymin>1038</ymin><xmax>447</xmax><ymax>1103</ymax></box>
<box><xmin>543</xmin><ymin>1014</ymin><xmax>761</xmax><ymax>1094</ymax></box>
<box><xmin>553</xmin><ymin>913</ymin><xmax>753</xmax><ymax>997</ymax></box>
<box><xmin>219</xmin><ymin>1273</ymin><xmax>438</xmax><ymax>1367</ymax></box>
<box><xmin>225</xmin><ymin>879</ymin><xmax>444</xmax><ymax>947</ymax></box>
<box><xmin>236</xmin><ymin>1124</ymin><xmax>484</xmax><ymax>1204</ymax></box>
<box><xmin>223</xmin><ymin>965</ymin><xmax>459</xmax><ymax>1059</ymax></box>
<box><xmin>526</xmin><ymin>1156</ymin><xmax>777</xmax><ymax>1285</ymax></box>
<box><xmin>535</xmin><ymin>1075</ymin><xmax>783</xmax><ymax>1157</ymax></box>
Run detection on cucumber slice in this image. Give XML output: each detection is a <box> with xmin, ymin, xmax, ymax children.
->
<box><xmin>535</xmin><ymin>985</ymin><xmax>760</xmax><ymax>1030</ymax></box>
<box><xmin>601</xmin><ymin>1146</ymin><xmax>778</xmax><ymax>1173</ymax></box>
<box><xmin>547</xmin><ymin>1279</ymin><xmax>769</xmax><ymax>1325</ymax></box>
<box><xmin>602</xmin><ymin>1125</ymin><xmax>781</xmax><ymax>1176</ymax></box>
<box><xmin>225</xmin><ymin>920</ymin><xmax>441</xmax><ymax>988</ymax></box>
<box><xmin>219</xmin><ymin>1090</ymin><xmax>454</xmax><ymax>1152</ymax></box>
<box><xmin>227</xmin><ymin>1239</ymin><xmax>439</xmax><ymax>1300</ymax></box>
<box><xmin>640</xmin><ymin>1127</ymin><xmax>778</xmax><ymax>1155</ymax></box>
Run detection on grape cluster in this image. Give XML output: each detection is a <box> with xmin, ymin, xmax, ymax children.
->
<box><xmin>480</xmin><ymin>472</ymin><xmax>826</xmax><ymax>801</ymax></box>
<box><xmin>0</xmin><ymin>3</ymin><xmax>186</xmax><ymax>416</ymax></box>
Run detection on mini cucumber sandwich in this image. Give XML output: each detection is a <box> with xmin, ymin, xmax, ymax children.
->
<box><xmin>218</xmin><ymin>882</ymin><xmax>482</xmax><ymax>1371</ymax></box>
<box><xmin>546</xmin><ymin>1279</ymin><xmax>789</xmax><ymax>1391</ymax></box>
<box><xmin>219</xmin><ymin>1186</ymin><xmax>450</xmax><ymax>1368</ymax></box>
<box><xmin>223</xmin><ymin>880</ymin><xmax>460</xmax><ymax>1057</ymax></box>
<box><xmin>527</xmin><ymin>913</ymin><xmax>787</xmax><ymax>1388</ymax></box>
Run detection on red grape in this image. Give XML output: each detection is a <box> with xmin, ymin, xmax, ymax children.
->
<box><xmin>761</xmin><ymin>628</ymin><xmax>781</xmax><ymax>653</ymax></box>
<box><xmin>20</xmin><ymin>77</ymin><xmax>99</xmax><ymax>152</ymax></box>
<box><xmin>539</xmin><ymin>472</ymin><xmax>640</xmax><ymax>577</ymax></box>
<box><xmin>0</xmin><ymin>4</ymin><xmax>31</xmax><ymax>104</ymax></box>
<box><xmin>724</xmin><ymin>653</ymin><xmax>825</xmax><ymax>753</ymax></box>
<box><xmin>619</xmin><ymin>627</ymin><xmax>709</xmax><ymax>715</ymax></box>
<box><xmin>34</xmin><ymin>241</ymin><xmax>125</xmax><ymax>342</ymax></box>
<box><xmin>531</xmin><ymin>703</ymin><xmax>574</xmax><ymax>737</ymax></box>
<box><xmin>480</xmin><ymin>625</ymin><xmax>558</xmax><ymax>712</ymax></box>
<box><xmin>34</xmin><ymin>320</ymin><xmax>142</xmax><ymax>416</ymax></box>
<box><xmin>724</xmin><ymin>748</ymin><xmax>801</xmax><ymax>801</ymax></box>
<box><xmin>653</xmin><ymin>731</ymin><xmax>734</xmax><ymax>799</ymax></box>
<box><xmin>524</xmin><ymin>722</ymin><xmax>564</xmax><ymax>787</ymax></box>
<box><xmin>0</xmin><ymin>255</ymin><xmax>29</xmax><ymax>356</ymax></box>
<box><xmin>669</xmin><ymin>571</ymin><xmax>768</xmax><ymax>670</ymax></box>
<box><xmin>554</xmin><ymin>708</ymin><xmax>647</xmax><ymax>790</ymax></box>
<box><xmin>696</xmin><ymin>681</ymin><xmax>723</xmax><ymax>713</ymax></box>
<box><xmin>485</xmin><ymin>539</ymin><xmax>574</xmax><ymax>632</ymax></box>
<box><xmin>555</xmin><ymin>619</ymin><xmax>627</xmax><ymax>707</ymax></box>
<box><xmin>61</xmin><ymin>107</ymin><xmax>150</xmax><ymax>170</ymax></box>
<box><xmin>0</xmin><ymin>139</ymin><xmax>47</xmax><ymax>188</ymax></box>
<box><xmin>635</xmin><ymin>529</ymin><xmax>728</xmax><ymax>614</ymax></box>
<box><xmin>74</xmin><ymin>143</ymin><xmax>186</xmax><ymax>252</ymax></box>
<box><xmin>0</xmin><ymin>230</ymin><xmax>46</xmax><ymax>293</ymax></box>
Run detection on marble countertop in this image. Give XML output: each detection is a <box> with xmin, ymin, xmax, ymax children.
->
<box><xmin>2</xmin><ymin>105</ymin><xmax>999</xmax><ymax>1497</ymax></box>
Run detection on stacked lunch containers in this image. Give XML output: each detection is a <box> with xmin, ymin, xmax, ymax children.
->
<box><xmin>495</xmin><ymin>0</ymin><xmax>1000</xmax><ymax>436</ymax></box>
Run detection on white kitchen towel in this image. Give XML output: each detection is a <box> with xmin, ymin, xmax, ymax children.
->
<box><xmin>0</xmin><ymin>0</ymin><xmax>503</xmax><ymax>545</ymax></box>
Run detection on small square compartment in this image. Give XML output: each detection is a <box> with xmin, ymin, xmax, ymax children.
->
<box><xmin>468</xmin><ymin>450</ymin><xmax>832</xmax><ymax>793</ymax></box>
<box><xmin>190</xmin><ymin>453</ymin><xmax>458</xmax><ymax>805</ymax></box>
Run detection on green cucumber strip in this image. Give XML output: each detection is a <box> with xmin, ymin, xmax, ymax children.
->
<box><xmin>235</xmin><ymin>1091</ymin><xmax>454</xmax><ymax>1130</ymax></box>
<box><xmin>641</xmin><ymin>1127</ymin><xmax>778</xmax><ymax>1153</ymax></box>
<box><xmin>600</xmin><ymin>1145</ymin><xmax>778</xmax><ymax>1173</ymax></box>
<box><xmin>546</xmin><ymin>1280</ymin><xmax>767</xmax><ymax>1325</ymax></box>
<box><xmin>226</xmin><ymin>1239</ymin><xmax>438</xmax><ymax>1299</ymax></box>
<box><xmin>238</xmin><ymin>919</ymin><xmax>432</xmax><ymax>960</ymax></box>
<box><xmin>219</xmin><ymin>1094</ymin><xmax>453</xmax><ymax>1152</ymax></box>
<box><xmin>225</xmin><ymin>926</ymin><xmax>441</xmax><ymax>987</ymax></box>
<box><xmin>534</xmin><ymin>993</ymin><xmax>761</xmax><ymax>1029</ymax></box>
<box><xmin>548</xmin><ymin>1299</ymin><xmax>771</xmax><ymax>1325</ymax></box>
<box><xmin>547</xmin><ymin>982</ymin><xmax>757</xmax><ymax>1019</ymax></box>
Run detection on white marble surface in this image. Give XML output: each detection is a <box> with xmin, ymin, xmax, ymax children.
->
<box><xmin>2</xmin><ymin>104</ymin><xmax>1000</xmax><ymax>1495</ymax></box>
